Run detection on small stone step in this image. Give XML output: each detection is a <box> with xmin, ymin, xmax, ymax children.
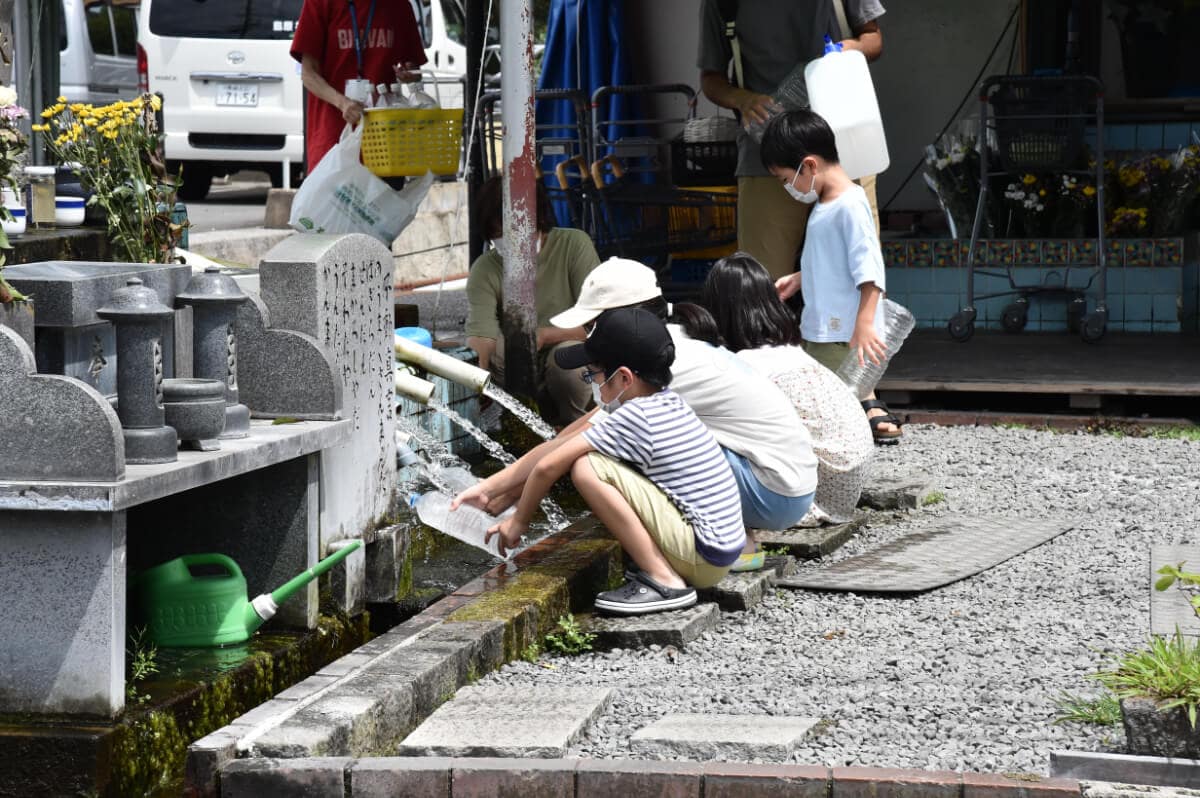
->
<box><xmin>630</xmin><ymin>713</ymin><xmax>820</xmax><ymax>760</ymax></box>
<box><xmin>586</xmin><ymin>603</ymin><xmax>720</xmax><ymax>650</ymax></box>
<box><xmin>859</xmin><ymin>474</ymin><xmax>935</xmax><ymax>510</ymax></box>
<box><xmin>698</xmin><ymin>555</ymin><xmax>797</xmax><ymax>611</ymax></box>
<box><xmin>396</xmin><ymin>686</ymin><xmax>612</xmax><ymax>758</ymax></box>
<box><xmin>757</xmin><ymin>521</ymin><xmax>859</xmax><ymax>560</ymax></box>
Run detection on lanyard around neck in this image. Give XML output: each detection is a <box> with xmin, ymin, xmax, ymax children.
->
<box><xmin>347</xmin><ymin>0</ymin><xmax>378</xmax><ymax>78</ymax></box>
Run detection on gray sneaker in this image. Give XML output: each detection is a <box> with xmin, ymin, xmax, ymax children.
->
<box><xmin>594</xmin><ymin>572</ymin><xmax>697</xmax><ymax>616</ymax></box>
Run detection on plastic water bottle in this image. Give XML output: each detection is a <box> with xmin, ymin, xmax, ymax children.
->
<box><xmin>744</xmin><ymin>41</ymin><xmax>833</xmax><ymax>143</ymax></box>
<box><xmin>410</xmin><ymin>491</ymin><xmax>512</xmax><ymax>559</ymax></box>
<box><xmin>388</xmin><ymin>82</ymin><xmax>411</xmax><ymax>108</ymax></box>
<box><xmin>407</xmin><ymin>81</ymin><xmax>438</xmax><ymax>109</ymax></box>
<box><xmin>835</xmin><ymin>299</ymin><xmax>915</xmax><ymax>400</ymax></box>
<box><xmin>374</xmin><ymin>83</ymin><xmax>392</xmax><ymax>108</ymax></box>
<box><xmin>427</xmin><ymin>466</ymin><xmax>518</xmax><ymax>518</ymax></box>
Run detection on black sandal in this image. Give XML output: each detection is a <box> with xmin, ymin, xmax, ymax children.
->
<box><xmin>862</xmin><ymin>399</ymin><xmax>903</xmax><ymax>443</ymax></box>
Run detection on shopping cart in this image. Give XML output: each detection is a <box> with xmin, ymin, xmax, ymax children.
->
<box><xmin>587</xmin><ymin>84</ymin><xmax>738</xmax><ymax>273</ymax></box>
<box><xmin>948</xmin><ymin>75</ymin><xmax>1109</xmax><ymax>343</ymax></box>
<box><xmin>476</xmin><ymin>89</ymin><xmax>594</xmax><ymax>229</ymax></box>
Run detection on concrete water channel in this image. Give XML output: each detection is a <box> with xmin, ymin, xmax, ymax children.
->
<box><xmin>0</xmin><ymin>231</ymin><xmax>573</xmax><ymax>796</ymax></box>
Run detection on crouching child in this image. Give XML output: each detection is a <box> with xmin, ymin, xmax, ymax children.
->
<box><xmin>484</xmin><ymin>307</ymin><xmax>745</xmax><ymax>615</ymax></box>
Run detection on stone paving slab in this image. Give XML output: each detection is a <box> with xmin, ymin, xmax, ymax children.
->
<box><xmin>1082</xmin><ymin>782</ymin><xmax>1200</xmax><ymax>798</ymax></box>
<box><xmin>858</xmin><ymin>474</ymin><xmax>935</xmax><ymax>510</ymax></box>
<box><xmin>396</xmin><ymin>686</ymin><xmax>613</xmax><ymax>758</ymax></box>
<box><xmin>1052</xmin><ymin>750</ymin><xmax>1200</xmax><ymax>789</ymax></box>
<box><xmin>630</xmin><ymin>713</ymin><xmax>820</xmax><ymax>760</ymax></box>
<box><xmin>777</xmin><ymin>515</ymin><xmax>1072</xmax><ymax>593</ymax></box>
<box><xmin>586</xmin><ymin>603</ymin><xmax>720</xmax><ymax>650</ymax></box>
<box><xmin>1150</xmin><ymin>545</ymin><xmax>1200</xmax><ymax>637</ymax></box>
<box><xmin>698</xmin><ymin>556</ymin><xmax>799</xmax><ymax>611</ymax></box>
<box><xmin>756</xmin><ymin>522</ymin><xmax>859</xmax><ymax>560</ymax></box>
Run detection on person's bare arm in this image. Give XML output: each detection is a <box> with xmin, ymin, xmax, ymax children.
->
<box><xmin>466</xmin><ymin>336</ymin><xmax>497</xmax><ymax>371</ymax></box>
<box><xmin>535</xmin><ymin>326</ymin><xmax>585</xmax><ymax>351</ymax></box>
<box><xmin>700</xmin><ymin>70</ymin><xmax>776</xmax><ymax>127</ymax></box>
<box><xmin>838</xmin><ymin>20</ymin><xmax>883</xmax><ymax>62</ymax></box>
<box><xmin>300</xmin><ymin>53</ymin><xmax>363</xmax><ymax>125</ymax></box>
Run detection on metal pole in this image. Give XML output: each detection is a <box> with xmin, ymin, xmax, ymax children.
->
<box><xmin>499</xmin><ymin>0</ymin><xmax>539</xmax><ymax>401</ymax></box>
<box><xmin>465</xmin><ymin>0</ymin><xmax>488</xmax><ymax>265</ymax></box>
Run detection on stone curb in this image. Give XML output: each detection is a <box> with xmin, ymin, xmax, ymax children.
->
<box><xmin>887</xmin><ymin>408</ymin><xmax>1198</xmax><ymax>433</ymax></box>
<box><xmin>186</xmin><ymin>518</ymin><xmax>623</xmax><ymax>797</ymax></box>
<box><xmin>218</xmin><ymin>756</ymin><xmax>1084</xmax><ymax>797</ymax></box>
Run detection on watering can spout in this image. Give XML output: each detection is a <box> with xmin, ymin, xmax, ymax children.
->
<box><xmin>242</xmin><ymin>539</ymin><xmax>364</xmax><ymax>635</ymax></box>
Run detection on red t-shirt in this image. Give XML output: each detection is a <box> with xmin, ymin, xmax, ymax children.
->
<box><xmin>291</xmin><ymin>0</ymin><xmax>427</xmax><ymax>169</ymax></box>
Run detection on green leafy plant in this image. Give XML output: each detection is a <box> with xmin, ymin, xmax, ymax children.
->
<box><xmin>1053</xmin><ymin>691</ymin><xmax>1122</xmax><ymax>726</ymax></box>
<box><xmin>544</xmin><ymin>613</ymin><xmax>596</xmax><ymax>656</ymax></box>
<box><xmin>921</xmin><ymin>491</ymin><xmax>946</xmax><ymax>506</ymax></box>
<box><xmin>1148</xmin><ymin>426</ymin><xmax>1200</xmax><ymax>442</ymax></box>
<box><xmin>1156</xmin><ymin>561</ymin><xmax>1200</xmax><ymax>619</ymax></box>
<box><xmin>125</xmin><ymin>626</ymin><xmax>159</xmax><ymax>706</ymax></box>
<box><xmin>761</xmin><ymin>544</ymin><xmax>790</xmax><ymax>557</ymax></box>
<box><xmin>1092</xmin><ymin>630</ymin><xmax>1200</xmax><ymax>729</ymax></box>
<box><xmin>520</xmin><ymin>641</ymin><xmax>542</xmax><ymax>663</ymax></box>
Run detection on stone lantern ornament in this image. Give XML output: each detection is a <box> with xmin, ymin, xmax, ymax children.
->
<box><xmin>96</xmin><ymin>277</ymin><xmax>178</xmax><ymax>464</ymax></box>
<box><xmin>176</xmin><ymin>266</ymin><xmax>251</xmax><ymax>438</ymax></box>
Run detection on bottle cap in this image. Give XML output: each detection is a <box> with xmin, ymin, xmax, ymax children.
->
<box><xmin>823</xmin><ymin>34</ymin><xmax>843</xmax><ymax>54</ymax></box>
<box><xmin>408</xmin><ymin>492</ymin><xmax>420</xmax><ymax>508</ymax></box>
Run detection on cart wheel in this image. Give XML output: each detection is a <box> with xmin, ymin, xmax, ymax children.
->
<box><xmin>1001</xmin><ymin>302</ymin><xmax>1028</xmax><ymax>333</ymax></box>
<box><xmin>1081</xmin><ymin>311</ymin><xmax>1107</xmax><ymax>343</ymax></box>
<box><xmin>1066</xmin><ymin>297</ymin><xmax>1087</xmax><ymax>334</ymax></box>
<box><xmin>948</xmin><ymin>312</ymin><xmax>975</xmax><ymax>342</ymax></box>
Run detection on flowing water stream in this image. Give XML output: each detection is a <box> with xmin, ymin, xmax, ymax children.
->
<box><xmin>482</xmin><ymin>384</ymin><xmax>556</xmax><ymax>441</ymax></box>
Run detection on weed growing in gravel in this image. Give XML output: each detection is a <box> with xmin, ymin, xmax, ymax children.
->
<box><xmin>997</xmin><ymin>422</ymin><xmax>1031</xmax><ymax>431</ymax></box>
<box><xmin>761</xmin><ymin>545</ymin><xmax>790</xmax><ymax>556</ymax></box>
<box><xmin>922</xmin><ymin>491</ymin><xmax>946</xmax><ymax>506</ymax></box>
<box><xmin>545</xmin><ymin>614</ymin><xmax>596</xmax><ymax>656</ymax></box>
<box><xmin>1093</xmin><ymin>631</ymin><xmax>1200</xmax><ymax>728</ymax></box>
<box><xmin>1148</xmin><ymin>426</ymin><xmax>1200</xmax><ymax>442</ymax></box>
<box><xmin>1053</xmin><ymin>692</ymin><xmax>1122</xmax><ymax>726</ymax></box>
<box><xmin>521</xmin><ymin>642</ymin><xmax>542</xmax><ymax>663</ymax></box>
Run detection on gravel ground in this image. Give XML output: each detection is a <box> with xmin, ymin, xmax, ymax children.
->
<box><xmin>475</xmin><ymin>423</ymin><xmax>1200</xmax><ymax>773</ymax></box>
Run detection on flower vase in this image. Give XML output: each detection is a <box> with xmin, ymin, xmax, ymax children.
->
<box><xmin>2</xmin><ymin>187</ymin><xmax>26</xmax><ymax>238</ymax></box>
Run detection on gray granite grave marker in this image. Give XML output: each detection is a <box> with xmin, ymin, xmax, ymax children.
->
<box><xmin>259</xmin><ymin>234</ymin><xmax>397</xmax><ymax>546</ymax></box>
<box><xmin>0</xmin><ymin>325</ymin><xmax>124</xmax><ymax>481</ymax></box>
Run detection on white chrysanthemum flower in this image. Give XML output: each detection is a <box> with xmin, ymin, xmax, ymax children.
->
<box><xmin>0</xmin><ymin>85</ymin><xmax>18</xmax><ymax>108</ymax></box>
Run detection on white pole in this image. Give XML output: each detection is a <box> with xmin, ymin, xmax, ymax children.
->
<box><xmin>498</xmin><ymin>0</ymin><xmax>539</xmax><ymax>399</ymax></box>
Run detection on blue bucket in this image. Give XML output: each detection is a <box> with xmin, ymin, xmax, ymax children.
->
<box><xmin>394</xmin><ymin>326</ymin><xmax>433</xmax><ymax>349</ymax></box>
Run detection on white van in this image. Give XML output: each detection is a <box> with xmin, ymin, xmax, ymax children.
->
<box><xmin>410</xmin><ymin>0</ymin><xmax>469</xmax><ymax>108</ymax></box>
<box><xmin>59</xmin><ymin>0</ymin><xmax>141</xmax><ymax>105</ymax></box>
<box><xmin>136</xmin><ymin>0</ymin><xmax>305</xmax><ymax>200</ymax></box>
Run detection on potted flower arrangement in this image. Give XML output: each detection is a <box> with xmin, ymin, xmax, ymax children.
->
<box><xmin>0</xmin><ymin>84</ymin><xmax>31</xmax><ymax>335</ymax></box>
<box><xmin>31</xmin><ymin>93</ymin><xmax>184</xmax><ymax>263</ymax></box>
<box><xmin>1106</xmin><ymin>144</ymin><xmax>1200</xmax><ymax>237</ymax></box>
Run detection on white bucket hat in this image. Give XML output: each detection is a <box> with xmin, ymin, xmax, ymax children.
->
<box><xmin>549</xmin><ymin>257</ymin><xmax>663</xmax><ymax>329</ymax></box>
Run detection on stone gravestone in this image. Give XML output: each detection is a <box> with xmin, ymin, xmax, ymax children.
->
<box><xmin>259</xmin><ymin>234</ymin><xmax>397</xmax><ymax>547</ymax></box>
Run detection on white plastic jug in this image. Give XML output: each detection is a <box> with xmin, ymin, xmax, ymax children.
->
<box><xmin>804</xmin><ymin>48</ymin><xmax>889</xmax><ymax>180</ymax></box>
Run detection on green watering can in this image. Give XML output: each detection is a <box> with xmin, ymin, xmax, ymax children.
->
<box><xmin>133</xmin><ymin>542</ymin><xmax>362</xmax><ymax>647</ymax></box>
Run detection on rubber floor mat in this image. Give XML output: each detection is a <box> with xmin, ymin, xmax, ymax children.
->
<box><xmin>1151</xmin><ymin>545</ymin><xmax>1200</xmax><ymax>637</ymax></box>
<box><xmin>775</xmin><ymin>515</ymin><xmax>1073</xmax><ymax>593</ymax></box>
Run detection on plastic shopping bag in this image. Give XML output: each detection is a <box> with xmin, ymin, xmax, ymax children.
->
<box><xmin>290</xmin><ymin>123</ymin><xmax>433</xmax><ymax>245</ymax></box>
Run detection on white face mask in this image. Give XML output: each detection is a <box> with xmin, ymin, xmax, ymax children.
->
<box><xmin>490</xmin><ymin>235</ymin><xmax>542</xmax><ymax>260</ymax></box>
<box><xmin>591</xmin><ymin>373</ymin><xmax>628</xmax><ymax>413</ymax></box>
<box><xmin>784</xmin><ymin>163</ymin><xmax>819</xmax><ymax>204</ymax></box>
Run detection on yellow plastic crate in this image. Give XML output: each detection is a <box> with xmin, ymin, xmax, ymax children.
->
<box><xmin>361</xmin><ymin>107</ymin><xmax>464</xmax><ymax>177</ymax></box>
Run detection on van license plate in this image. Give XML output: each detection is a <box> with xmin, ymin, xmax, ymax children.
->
<box><xmin>216</xmin><ymin>83</ymin><xmax>258</xmax><ymax>107</ymax></box>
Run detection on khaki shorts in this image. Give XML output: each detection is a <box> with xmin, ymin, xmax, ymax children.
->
<box><xmin>803</xmin><ymin>340</ymin><xmax>850</xmax><ymax>374</ymax></box>
<box><xmin>587</xmin><ymin>452</ymin><xmax>730</xmax><ymax>589</ymax></box>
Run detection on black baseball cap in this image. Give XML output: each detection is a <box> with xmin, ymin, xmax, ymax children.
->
<box><xmin>554</xmin><ymin>307</ymin><xmax>675</xmax><ymax>383</ymax></box>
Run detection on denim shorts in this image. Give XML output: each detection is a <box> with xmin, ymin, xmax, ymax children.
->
<box><xmin>722</xmin><ymin>448</ymin><xmax>814</xmax><ymax>530</ymax></box>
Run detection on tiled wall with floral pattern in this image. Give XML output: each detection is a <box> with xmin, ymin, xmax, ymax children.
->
<box><xmin>883</xmin><ymin>236</ymin><xmax>1198</xmax><ymax>334</ymax></box>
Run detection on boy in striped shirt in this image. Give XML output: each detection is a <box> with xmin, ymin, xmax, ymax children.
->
<box><xmin>484</xmin><ymin>308</ymin><xmax>745</xmax><ymax>615</ymax></box>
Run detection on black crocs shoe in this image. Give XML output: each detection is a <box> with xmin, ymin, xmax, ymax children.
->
<box><xmin>594</xmin><ymin>572</ymin><xmax>697</xmax><ymax>616</ymax></box>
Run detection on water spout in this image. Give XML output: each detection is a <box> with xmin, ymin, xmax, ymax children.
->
<box><xmin>394</xmin><ymin>335</ymin><xmax>491</xmax><ymax>393</ymax></box>
<box><xmin>394</xmin><ymin>368</ymin><xmax>436</xmax><ymax>405</ymax></box>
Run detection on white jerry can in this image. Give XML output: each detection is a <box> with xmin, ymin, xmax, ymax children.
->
<box><xmin>805</xmin><ymin>47</ymin><xmax>890</xmax><ymax>180</ymax></box>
